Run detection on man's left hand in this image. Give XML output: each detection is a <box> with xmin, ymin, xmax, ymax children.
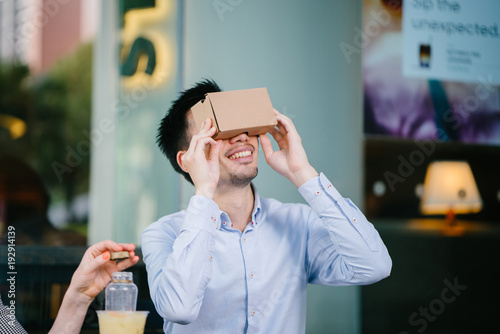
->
<box><xmin>260</xmin><ymin>109</ymin><xmax>318</xmax><ymax>188</ymax></box>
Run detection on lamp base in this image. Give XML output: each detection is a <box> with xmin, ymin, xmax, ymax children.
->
<box><xmin>442</xmin><ymin>209</ymin><xmax>465</xmax><ymax>236</ymax></box>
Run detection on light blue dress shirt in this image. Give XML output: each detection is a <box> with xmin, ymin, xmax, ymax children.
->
<box><xmin>141</xmin><ymin>173</ymin><xmax>392</xmax><ymax>333</ymax></box>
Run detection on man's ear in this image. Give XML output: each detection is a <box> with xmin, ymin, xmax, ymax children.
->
<box><xmin>176</xmin><ymin>150</ymin><xmax>189</xmax><ymax>173</ymax></box>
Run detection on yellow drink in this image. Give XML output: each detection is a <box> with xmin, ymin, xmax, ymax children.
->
<box><xmin>97</xmin><ymin>311</ymin><xmax>149</xmax><ymax>334</ymax></box>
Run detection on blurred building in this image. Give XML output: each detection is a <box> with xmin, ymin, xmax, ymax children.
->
<box><xmin>0</xmin><ymin>0</ymin><xmax>97</xmax><ymax>73</ymax></box>
<box><xmin>0</xmin><ymin>0</ymin><xmax>32</xmax><ymax>63</ymax></box>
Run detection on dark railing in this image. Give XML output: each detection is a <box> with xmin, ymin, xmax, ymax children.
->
<box><xmin>0</xmin><ymin>246</ymin><xmax>163</xmax><ymax>333</ymax></box>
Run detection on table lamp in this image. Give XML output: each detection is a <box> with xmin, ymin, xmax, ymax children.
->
<box><xmin>420</xmin><ymin>161</ymin><xmax>482</xmax><ymax>235</ymax></box>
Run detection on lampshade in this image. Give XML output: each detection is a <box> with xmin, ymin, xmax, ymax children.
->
<box><xmin>420</xmin><ymin>161</ymin><xmax>482</xmax><ymax>215</ymax></box>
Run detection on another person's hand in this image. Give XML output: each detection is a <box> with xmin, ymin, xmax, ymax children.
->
<box><xmin>67</xmin><ymin>240</ymin><xmax>140</xmax><ymax>304</ymax></box>
<box><xmin>179</xmin><ymin>118</ymin><xmax>222</xmax><ymax>199</ymax></box>
<box><xmin>260</xmin><ymin>109</ymin><xmax>318</xmax><ymax>188</ymax></box>
<box><xmin>49</xmin><ymin>240</ymin><xmax>139</xmax><ymax>334</ymax></box>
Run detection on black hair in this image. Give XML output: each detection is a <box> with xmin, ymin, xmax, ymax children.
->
<box><xmin>157</xmin><ymin>79</ymin><xmax>222</xmax><ymax>184</ymax></box>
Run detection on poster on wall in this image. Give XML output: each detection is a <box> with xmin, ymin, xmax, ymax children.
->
<box><xmin>362</xmin><ymin>0</ymin><xmax>500</xmax><ymax>145</ymax></box>
<box><xmin>402</xmin><ymin>0</ymin><xmax>500</xmax><ymax>84</ymax></box>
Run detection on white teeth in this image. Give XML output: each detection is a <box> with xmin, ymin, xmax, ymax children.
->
<box><xmin>229</xmin><ymin>151</ymin><xmax>252</xmax><ymax>160</ymax></box>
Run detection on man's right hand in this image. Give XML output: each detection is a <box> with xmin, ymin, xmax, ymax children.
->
<box><xmin>180</xmin><ymin>118</ymin><xmax>222</xmax><ymax>199</ymax></box>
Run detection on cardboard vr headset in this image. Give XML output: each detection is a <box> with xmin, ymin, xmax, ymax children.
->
<box><xmin>191</xmin><ymin>87</ymin><xmax>277</xmax><ymax>140</ymax></box>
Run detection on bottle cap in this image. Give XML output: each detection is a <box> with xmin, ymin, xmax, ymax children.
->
<box><xmin>112</xmin><ymin>271</ymin><xmax>133</xmax><ymax>282</ymax></box>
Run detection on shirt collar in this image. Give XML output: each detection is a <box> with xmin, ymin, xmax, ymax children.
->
<box><xmin>217</xmin><ymin>183</ymin><xmax>263</xmax><ymax>230</ymax></box>
<box><xmin>250</xmin><ymin>183</ymin><xmax>262</xmax><ymax>227</ymax></box>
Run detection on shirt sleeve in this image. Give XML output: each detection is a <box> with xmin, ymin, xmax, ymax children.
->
<box><xmin>0</xmin><ymin>298</ymin><xmax>27</xmax><ymax>334</ymax></box>
<box><xmin>298</xmin><ymin>173</ymin><xmax>392</xmax><ymax>286</ymax></box>
<box><xmin>141</xmin><ymin>195</ymin><xmax>219</xmax><ymax>324</ymax></box>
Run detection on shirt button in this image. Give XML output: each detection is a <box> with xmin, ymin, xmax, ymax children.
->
<box><xmin>315</xmin><ymin>191</ymin><xmax>321</xmax><ymax>196</ymax></box>
<box><xmin>222</xmin><ymin>221</ymin><xmax>227</xmax><ymax>225</ymax></box>
<box><xmin>353</xmin><ymin>218</ymin><xmax>357</xmax><ymax>223</ymax></box>
<box><xmin>243</xmin><ymin>238</ymin><xmax>247</xmax><ymax>242</ymax></box>
<box><xmin>251</xmin><ymin>311</ymin><xmax>256</xmax><ymax>316</ymax></box>
<box><xmin>249</xmin><ymin>273</ymin><xmax>254</xmax><ymax>278</ymax></box>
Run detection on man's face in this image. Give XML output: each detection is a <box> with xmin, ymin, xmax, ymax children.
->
<box><xmin>185</xmin><ymin>111</ymin><xmax>259</xmax><ymax>187</ymax></box>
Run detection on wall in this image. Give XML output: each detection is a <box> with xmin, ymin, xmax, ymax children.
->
<box><xmin>182</xmin><ymin>1</ymin><xmax>363</xmax><ymax>333</ymax></box>
<box><xmin>90</xmin><ymin>0</ymin><xmax>181</xmax><ymax>245</ymax></box>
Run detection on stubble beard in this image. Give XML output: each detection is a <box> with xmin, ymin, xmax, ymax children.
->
<box><xmin>228</xmin><ymin>166</ymin><xmax>258</xmax><ymax>188</ymax></box>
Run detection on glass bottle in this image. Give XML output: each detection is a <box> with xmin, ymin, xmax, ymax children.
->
<box><xmin>105</xmin><ymin>271</ymin><xmax>138</xmax><ymax>311</ymax></box>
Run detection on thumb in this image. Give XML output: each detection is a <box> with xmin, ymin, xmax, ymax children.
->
<box><xmin>208</xmin><ymin>140</ymin><xmax>222</xmax><ymax>162</ymax></box>
<box><xmin>259</xmin><ymin>134</ymin><xmax>274</xmax><ymax>160</ymax></box>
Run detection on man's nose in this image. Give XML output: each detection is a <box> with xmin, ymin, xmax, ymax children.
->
<box><xmin>229</xmin><ymin>132</ymin><xmax>249</xmax><ymax>144</ymax></box>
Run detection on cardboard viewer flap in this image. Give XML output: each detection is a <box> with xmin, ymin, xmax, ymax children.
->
<box><xmin>191</xmin><ymin>87</ymin><xmax>277</xmax><ymax>139</ymax></box>
<box><xmin>191</xmin><ymin>97</ymin><xmax>216</xmax><ymax>131</ymax></box>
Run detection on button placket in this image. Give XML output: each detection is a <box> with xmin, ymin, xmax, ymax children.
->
<box><xmin>242</xmin><ymin>230</ymin><xmax>258</xmax><ymax>326</ymax></box>
<box><xmin>241</xmin><ymin>228</ymin><xmax>253</xmax><ymax>244</ymax></box>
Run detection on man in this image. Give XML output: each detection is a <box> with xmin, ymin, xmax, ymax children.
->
<box><xmin>141</xmin><ymin>79</ymin><xmax>392</xmax><ymax>333</ymax></box>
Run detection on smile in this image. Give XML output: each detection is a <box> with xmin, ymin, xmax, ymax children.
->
<box><xmin>228</xmin><ymin>150</ymin><xmax>252</xmax><ymax>160</ymax></box>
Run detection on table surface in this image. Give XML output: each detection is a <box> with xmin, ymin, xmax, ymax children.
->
<box><xmin>363</xmin><ymin>218</ymin><xmax>499</xmax><ymax>334</ymax></box>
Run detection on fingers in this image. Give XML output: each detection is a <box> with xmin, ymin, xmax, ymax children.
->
<box><xmin>194</xmin><ymin>136</ymin><xmax>217</xmax><ymax>155</ymax></box>
<box><xmin>274</xmin><ymin>111</ymin><xmax>296</xmax><ymax>134</ymax></box>
<box><xmin>274</xmin><ymin>108</ymin><xmax>299</xmax><ymax>134</ymax></box>
<box><xmin>81</xmin><ymin>250</ymin><xmax>113</xmax><ymax>275</ymax></box>
<box><xmin>81</xmin><ymin>244</ymin><xmax>139</xmax><ymax>275</ymax></box>
<box><xmin>84</xmin><ymin>241</ymin><xmax>137</xmax><ymax>263</ymax></box>
<box><xmin>276</xmin><ymin>122</ymin><xmax>287</xmax><ymax>135</ymax></box>
<box><xmin>199</xmin><ymin>118</ymin><xmax>212</xmax><ymax>131</ymax></box>
<box><xmin>86</xmin><ymin>240</ymin><xmax>124</xmax><ymax>259</ymax></box>
<box><xmin>188</xmin><ymin>118</ymin><xmax>217</xmax><ymax>154</ymax></box>
<box><xmin>269</xmin><ymin>128</ymin><xmax>288</xmax><ymax>150</ymax></box>
<box><xmin>116</xmin><ymin>253</ymin><xmax>140</xmax><ymax>272</ymax></box>
<box><xmin>118</xmin><ymin>243</ymin><xmax>136</xmax><ymax>251</ymax></box>
<box><xmin>182</xmin><ymin>119</ymin><xmax>218</xmax><ymax>169</ymax></box>
<box><xmin>183</xmin><ymin>136</ymin><xmax>216</xmax><ymax>167</ymax></box>
<box><xmin>190</xmin><ymin>130</ymin><xmax>216</xmax><ymax>152</ymax></box>
<box><xmin>190</xmin><ymin>118</ymin><xmax>215</xmax><ymax>143</ymax></box>
<box><xmin>198</xmin><ymin>118</ymin><xmax>215</xmax><ymax>136</ymax></box>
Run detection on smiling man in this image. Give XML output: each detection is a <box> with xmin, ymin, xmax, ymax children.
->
<box><xmin>141</xmin><ymin>79</ymin><xmax>392</xmax><ymax>334</ymax></box>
